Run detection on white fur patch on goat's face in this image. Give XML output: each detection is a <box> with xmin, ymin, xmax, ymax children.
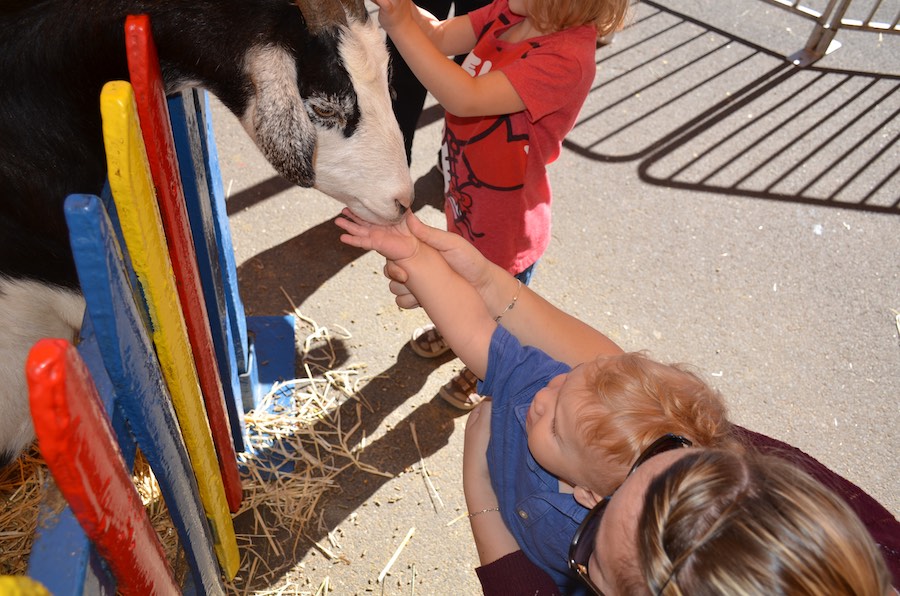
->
<box><xmin>240</xmin><ymin>19</ymin><xmax>412</xmax><ymax>224</ymax></box>
<box><xmin>311</xmin><ymin>18</ymin><xmax>412</xmax><ymax>224</ymax></box>
<box><xmin>241</xmin><ymin>45</ymin><xmax>317</xmax><ymax>188</ymax></box>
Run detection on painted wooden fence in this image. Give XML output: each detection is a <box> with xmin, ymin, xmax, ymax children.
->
<box><xmin>12</xmin><ymin>14</ymin><xmax>296</xmax><ymax>595</ymax></box>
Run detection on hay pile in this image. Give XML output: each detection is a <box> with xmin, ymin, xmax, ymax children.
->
<box><xmin>0</xmin><ymin>450</ymin><xmax>47</xmax><ymax>576</ymax></box>
<box><xmin>0</xmin><ymin>310</ymin><xmax>388</xmax><ymax>594</ymax></box>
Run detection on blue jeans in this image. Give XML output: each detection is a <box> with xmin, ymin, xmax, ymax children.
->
<box><xmin>515</xmin><ymin>261</ymin><xmax>537</xmax><ymax>286</ymax></box>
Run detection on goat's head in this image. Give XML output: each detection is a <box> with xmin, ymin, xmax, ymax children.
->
<box><xmin>240</xmin><ymin>0</ymin><xmax>412</xmax><ymax>224</ymax></box>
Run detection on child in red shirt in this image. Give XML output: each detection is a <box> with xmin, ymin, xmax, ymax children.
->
<box><xmin>373</xmin><ymin>0</ymin><xmax>628</xmax><ymax>408</ymax></box>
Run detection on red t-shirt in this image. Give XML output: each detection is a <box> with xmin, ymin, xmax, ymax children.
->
<box><xmin>440</xmin><ymin>0</ymin><xmax>597</xmax><ymax>274</ymax></box>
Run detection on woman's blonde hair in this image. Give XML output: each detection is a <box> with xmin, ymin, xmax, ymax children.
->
<box><xmin>576</xmin><ymin>352</ymin><xmax>736</xmax><ymax>486</ymax></box>
<box><xmin>528</xmin><ymin>0</ymin><xmax>630</xmax><ymax>38</ymax></box>
<box><xmin>631</xmin><ymin>449</ymin><xmax>892</xmax><ymax>595</ymax></box>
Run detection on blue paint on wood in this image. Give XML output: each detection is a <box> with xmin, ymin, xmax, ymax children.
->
<box><xmin>169</xmin><ymin>91</ymin><xmax>247</xmax><ymax>453</ymax></box>
<box><xmin>64</xmin><ymin>193</ymin><xmax>224</xmax><ymax>594</ymax></box>
<box><xmin>239</xmin><ymin>339</ymin><xmax>261</xmax><ymax>420</ymax></box>
<box><xmin>247</xmin><ymin>315</ymin><xmax>296</xmax><ymax>402</ymax></box>
<box><xmin>78</xmin><ymin>314</ymin><xmax>137</xmax><ymax>470</ymax></box>
<box><xmin>28</xmin><ymin>497</ymin><xmax>115</xmax><ymax>596</ymax></box>
<box><xmin>198</xmin><ymin>91</ymin><xmax>249</xmax><ymax>377</ymax></box>
<box><xmin>238</xmin><ymin>316</ymin><xmax>298</xmax><ymax>476</ymax></box>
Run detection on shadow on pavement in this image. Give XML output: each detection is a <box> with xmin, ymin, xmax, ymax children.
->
<box><xmin>565</xmin><ymin>0</ymin><xmax>899</xmax><ymax>213</ymax></box>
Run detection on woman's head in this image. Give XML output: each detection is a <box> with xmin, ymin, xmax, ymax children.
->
<box><xmin>586</xmin><ymin>448</ymin><xmax>892</xmax><ymax>595</ymax></box>
<box><xmin>575</xmin><ymin>352</ymin><xmax>735</xmax><ymax>495</ymax></box>
<box><xmin>526</xmin><ymin>0</ymin><xmax>630</xmax><ymax>38</ymax></box>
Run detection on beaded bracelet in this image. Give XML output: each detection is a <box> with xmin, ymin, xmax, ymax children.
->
<box><xmin>494</xmin><ymin>280</ymin><xmax>522</xmax><ymax>322</ymax></box>
<box><xmin>468</xmin><ymin>506</ymin><xmax>500</xmax><ymax>519</ymax></box>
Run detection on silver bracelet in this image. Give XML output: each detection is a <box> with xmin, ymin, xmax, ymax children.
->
<box><xmin>467</xmin><ymin>506</ymin><xmax>500</xmax><ymax>518</ymax></box>
<box><xmin>494</xmin><ymin>280</ymin><xmax>522</xmax><ymax>323</ymax></box>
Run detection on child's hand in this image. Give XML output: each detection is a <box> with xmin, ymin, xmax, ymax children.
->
<box><xmin>335</xmin><ymin>208</ymin><xmax>419</xmax><ymax>263</ymax></box>
<box><xmin>383</xmin><ymin>214</ymin><xmax>494</xmax><ymax>309</ymax></box>
<box><xmin>370</xmin><ymin>0</ymin><xmax>414</xmax><ymax>32</ymax></box>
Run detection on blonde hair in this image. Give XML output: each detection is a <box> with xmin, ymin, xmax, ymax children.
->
<box><xmin>576</xmin><ymin>352</ymin><xmax>735</xmax><ymax>486</ymax></box>
<box><xmin>631</xmin><ymin>449</ymin><xmax>892</xmax><ymax>595</ymax></box>
<box><xmin>528</xmin><ymin>0</ymin><xmax>630</xmax><ymax>38</ymax></box>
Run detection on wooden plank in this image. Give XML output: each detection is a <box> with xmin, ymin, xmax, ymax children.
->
<box><xmin>197</xmin><ymin>91</ymin><xmax>249</xmax><ymax>377</ymax></box>
<box><xmin>27</xmin><ymin>315</ymin><xmax>130</xmax><ymax>596</ymax></box>
<box><xmin>26</xmin><ymin>339</ymin><xmax>179</xmax><ymax>596</ymax></box>
<box><xmin>169</xmin><ymin>92</ymin><xmax>248</xmax><ymax>451</ymax></box>
<box><xmin>0</xmin><ymin>577</ymin><xmax>51</xmax><ymax>595</ymax></box>
<box><xmin>99</xmin><ymin>81</ymin><xmax>239</xmax><ymax>579</ymax></box>
<box><xmin>246</xmin><ymin>315</ymin><xmax>297</xmax><ymax>401</ymax></box>
<box><xmin>64</xmin><ymin>193</ymin><xmax>224</xmax><ymax>593</ymax></box>
<box><xmin>124</xmin><ymin>14</ymin><xmax>242</xmax><ymax>512</ymax></box>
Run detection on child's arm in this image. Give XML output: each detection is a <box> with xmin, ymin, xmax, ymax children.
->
<box><xmin>463</xmin><ymin>401</ymin><xmax>520</xmax><ymax>564</ymax></box>
<box><xmin>406</xmin><ymin>3</ymin><xmax>474</xmax><ymax>57</ymax></box>
<box><xmin>372</xmin><ymin>0</ymin><xmax>525</xmax><ymax>117</ymax></box>
<box><xmin>386</xmin><ymin>216</ymin><xmax>625</xmax><ymax>366</ymax></box>
<box><xmin>336</xmin><ymin>209</ymin><xmax>494</xmax><ymax>378</ymax></box>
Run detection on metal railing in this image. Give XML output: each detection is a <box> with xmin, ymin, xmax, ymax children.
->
<box><xmin>759</xmin><ymin>0</ymin><xmax>899</xmax><ymax>64</ymax></box>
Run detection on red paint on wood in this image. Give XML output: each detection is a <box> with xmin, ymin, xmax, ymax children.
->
<box><xmin>26</xmin><ymin>339</ymin><xmax>179</xmax><ymax>596</ymax></box>
<box><xmin>125</xmin><ymin>14</ymin><xmax>242</xmax><ymax>512</ymax></box>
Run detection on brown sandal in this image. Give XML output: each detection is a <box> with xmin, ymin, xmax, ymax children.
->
<box><xmin>439</xmin><ymin>368</ymin><xmax>484</xmax><ymax>411</ymax></box>
<box><xmin>410</xmin><ymin>324</ymin><xmax>451</xmax><ymax>358</ymax></box>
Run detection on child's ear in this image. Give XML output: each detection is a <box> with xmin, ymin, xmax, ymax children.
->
<box><xmin>573</xmin><ymin>486</ymin><xmax>604</xmax><ymax>509</ymax></box>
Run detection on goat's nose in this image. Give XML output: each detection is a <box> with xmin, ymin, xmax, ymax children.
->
<box><xmin>395</xmin><ymin>199</ymin><xmax>408</xmax><ymax>215</ymax></box>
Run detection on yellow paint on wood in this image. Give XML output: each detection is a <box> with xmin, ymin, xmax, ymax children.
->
<box><xmin>99</xmin><ymin>81</ymin><xmax>239</xmax><ymax>579</ymax></box>
<box><xmin>0</xmin><ymin>577</ymin><xmax>51</xmax><ymax>596</ymax></box>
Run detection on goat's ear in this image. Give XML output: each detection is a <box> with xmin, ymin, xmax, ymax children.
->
<box><xmin>295</xmin><ymin>0</ymin><xmax>347</xmax><ymax>32</ymax></box>
<box><xmin>244</xmin><ymin>46</ymin><xmax>318</xmax><ymax>188</ymax></box>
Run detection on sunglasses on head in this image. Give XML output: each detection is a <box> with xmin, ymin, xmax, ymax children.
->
<box><xmin>568</xmin><ymin>434</ymin><xmax>693</xmax><ymax>596</ymax></box>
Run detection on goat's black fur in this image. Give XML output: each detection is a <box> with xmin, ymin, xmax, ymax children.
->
<box><xmin>0</xmin><ymin>0</ymin><xmax>411</xmax><ymax>466</ymax></box>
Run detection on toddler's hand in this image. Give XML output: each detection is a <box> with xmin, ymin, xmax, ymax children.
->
<box><xmin>335</xmin><ymin>208</ymin><xmax>418</xmax><ymax>263</ymax></box>
<box><xmin>370</xmin><ymin>0</ymin><xmax>413</xmax><ymax>33</ymax></box>
<box><xmin>405</xmin><ymin>214</ymin><xmax>494</xmax><ymax>293</ymax></box>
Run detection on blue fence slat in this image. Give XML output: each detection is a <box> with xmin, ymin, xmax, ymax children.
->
<box><xmin>27</xmin><ymin>497</ymin><xmax>115</xmax><ymax>596</ymax></box>
<box><xmin>169</xmin><ymin>91</ymin><xmax>247</xmax><ymax>452</ymax></box>
<box><xmin>198</xmin><ymin>91</ymin><xmax>249</xmax><ymax>379</ymax></box>
<box><xmin>64</xmin><ymin>193</ymin><xmax>224</xmax><ymax>594</ymax></box>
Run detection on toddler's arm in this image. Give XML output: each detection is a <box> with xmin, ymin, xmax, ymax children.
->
<box><xmin>371</xmin><ymin>0</ymin><xmax>525</xmax><ymax>117</ymax></box>
<box><xmin>336</xmin><ymin>209</ymin><xmax>494</xmax><ymax>378</ymax></box>
<box><xmin>385</xmin><ymin>217</ymin><xmax>624</xmax><ymax>366</ymax></box>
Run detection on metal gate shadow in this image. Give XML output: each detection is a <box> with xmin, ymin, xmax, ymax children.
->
<box><xmin>565</xmin><ymin>0</ymin><xmax>900</xmax><ymax>214</ymax></box>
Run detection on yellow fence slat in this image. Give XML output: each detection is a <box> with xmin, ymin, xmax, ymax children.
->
<box><xmin>99</xmin><ymin>81</ymin><xmax>239</xmax><ymax>579</ymax></box>
<box><xmin>0</xmin><ymin>577</ymin><xmax>51</xmax><ymax>596</ymax></box>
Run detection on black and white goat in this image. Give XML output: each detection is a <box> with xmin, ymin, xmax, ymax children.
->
<box><xmin>0</xmin><ymin>0</ymin><xmax>412</xmax><ymax>466</ymax></box>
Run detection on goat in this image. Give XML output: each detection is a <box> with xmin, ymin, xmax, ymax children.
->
<box><xmin>0</xmin><ymin>0</ymin><xmax>412</xmax><ymax>466</ymax></box>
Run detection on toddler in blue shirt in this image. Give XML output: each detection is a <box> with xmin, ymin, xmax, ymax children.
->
<box><xmin>336</xmin><ymin>210</ymin><xmax>735</xmax><ymax>593</ymax></box>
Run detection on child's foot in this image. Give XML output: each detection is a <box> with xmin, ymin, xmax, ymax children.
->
<box><xmin>410</xmin><ymin>324</ymin><xmax>451</xmax><ymax>358</ymax></box>
<box><xmin>439</xmin><ymin>368</ymin><xmax>484</xmax><ymax>411</ymax></box>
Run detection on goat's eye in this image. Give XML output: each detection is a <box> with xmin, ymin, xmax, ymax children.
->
<box><xmin>312</xmin><ymin>105</ymin><xmax>336</xmax><ymax>118</ymax></box>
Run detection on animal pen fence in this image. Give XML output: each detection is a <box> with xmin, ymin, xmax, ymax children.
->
<box><xmin>2</xmin><ymin>15</ymin><xmax>295</xmax><ymax>595</ymax></box>
<box><xmin>759</xmin><ymin>0</ymin><xmax>900</xmax><ymax>64</ymax></box>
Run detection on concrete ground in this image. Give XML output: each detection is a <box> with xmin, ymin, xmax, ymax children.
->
<box><xmin>212</xmin><ymin>1</ymin><xmax>898</xmax><ymax>593</ymax></box>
